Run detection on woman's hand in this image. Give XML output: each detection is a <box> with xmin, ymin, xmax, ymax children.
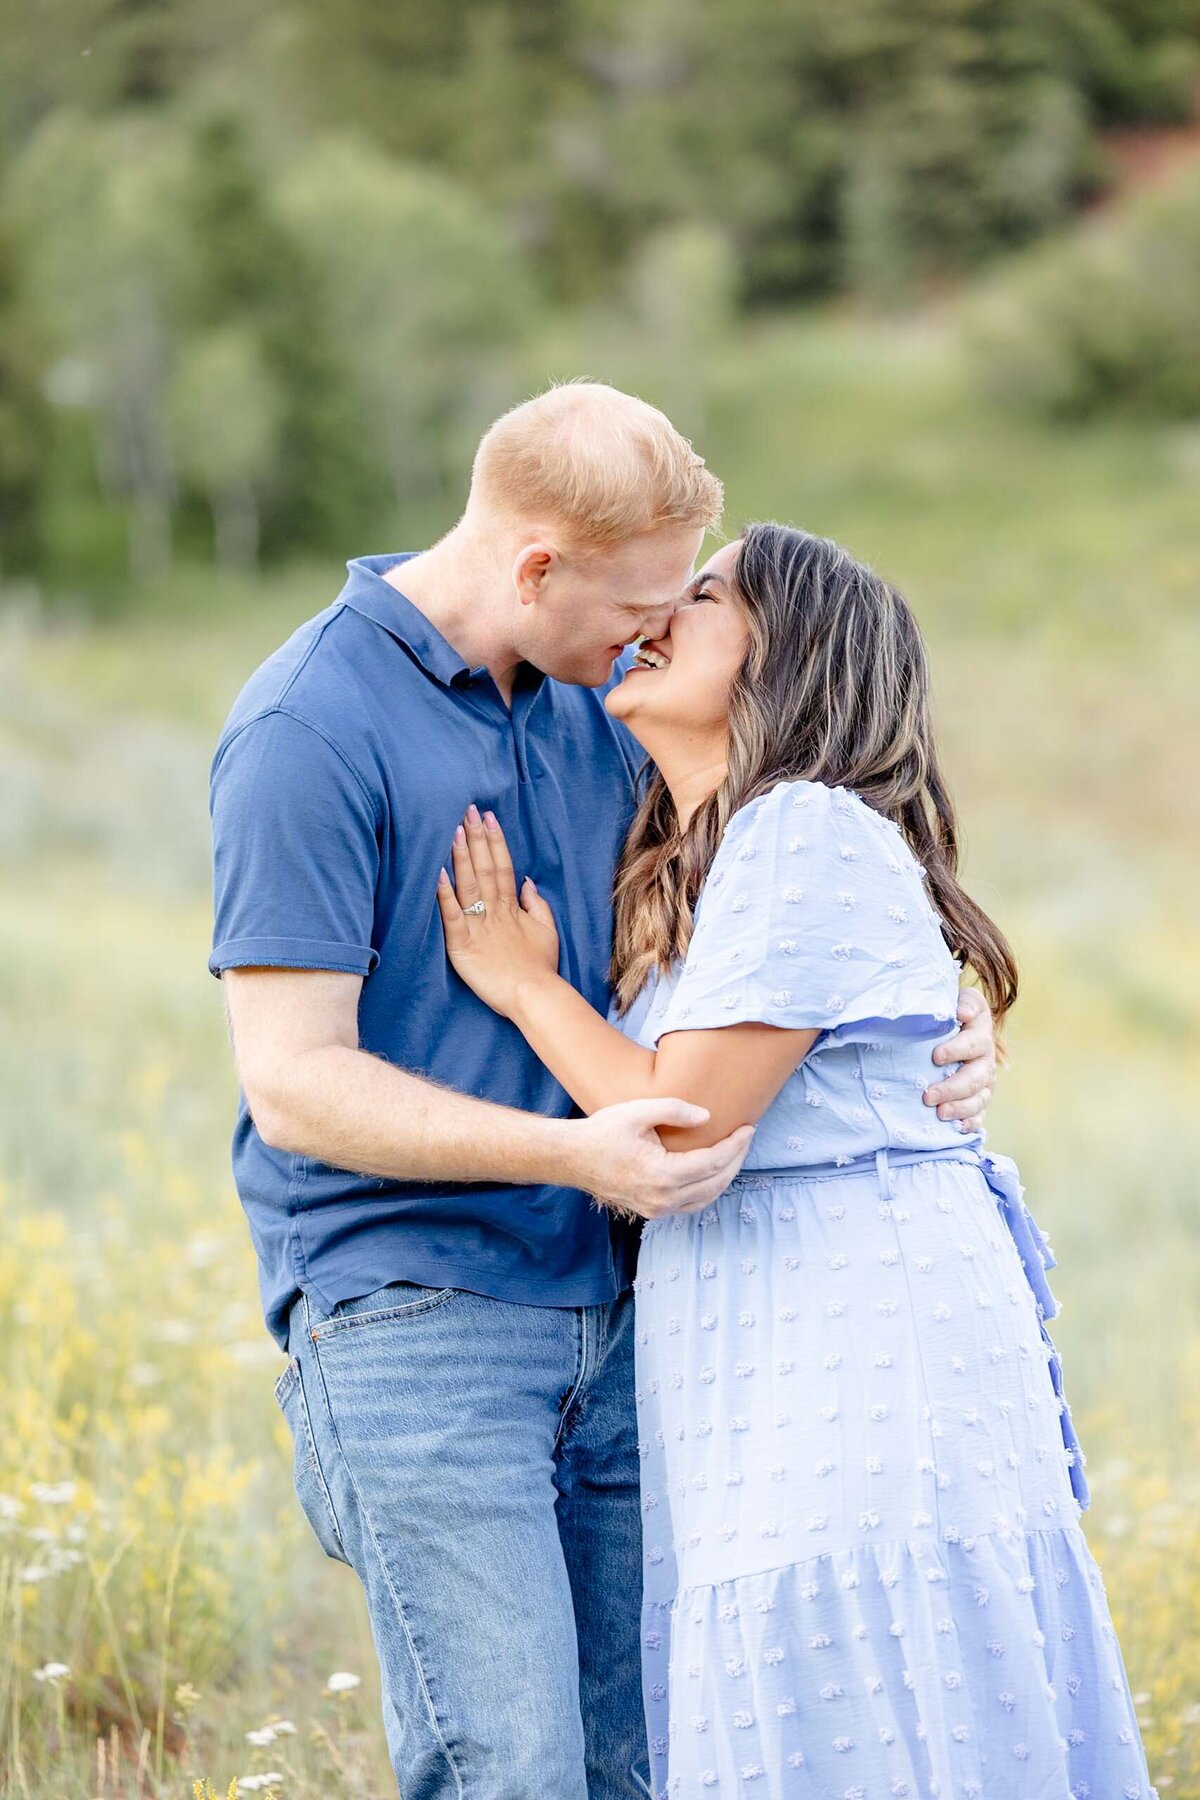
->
<box><xmin>437</xmin><ymin>805</ymin><xmax>560</xmax><ymax>1018</ymax></box>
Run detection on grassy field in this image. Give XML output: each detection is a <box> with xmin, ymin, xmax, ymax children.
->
<box><xmin>1</xmin><ymin>309</ymin><xmax>1198</xmax><ymax>1795</ymax></box>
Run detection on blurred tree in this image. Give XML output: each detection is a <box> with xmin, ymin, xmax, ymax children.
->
<box><xmin>169</xmin><ymin>327</ymin><xmax>282</xmax><ymax>570</ymax></box>
<box><xmin>7</xmin><ymin>112</ymin><xmax>189</xmax><ymax>580</ymax></box>
<box><xmin>283</xmin><ymin>0</ymin><xmax>1199</xmax><ymax>303</ymax></box>
<box><xmin>0</xmin><ymin>0</ymin><xmax>1198</xmax><ymax>596</ymax></box>
<box><xmin>1060</xmin><ymin>0</ymin><xmax>1200</xmax><ymax>125</ymax></box>
<box><xmin>970</xmin><ymin>158</ymin><xmax>1200</xmax><ymax>417</ymax></box>
<box><xmin>838</xmin><ymin>5</ymin><xmax>1095</xmax><ymax>303</ymax></box>
<box><xmin>0</xmin><ymin>0</ymin><xmax>276</xmax><ymax>148</ymax></box>
<box><xmin>0</xmin><ymin>212</ymin><xmax>50</xmax><ymax>577</ymax></box>
<box><xmin>284</xmin><ymin>0</ymin><xmax>567</xmax><ymax>183</ymax></box>
<box><xmin>274</xmin><ymin>134</ymin><xmax>534</xmax><ymax>528</ymax></box>
<box><xmin>180</xmin><ymin>112</ymin><xmax>380</xmax><ymax>556</ymax></box>
<box><xmin>623</xmin><ymin>222</ymin><xmax>737</xmax><ymax>440</ymax></box>
<box><xmin>568</xmin><ymin>0</ymin><xmax>1105</xmax><ymax>305</ymax></box>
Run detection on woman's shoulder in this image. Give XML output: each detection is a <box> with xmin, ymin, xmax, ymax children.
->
<box><xmin>706</xmin><ymin>779</ymin><xmax>930</xmax><ymax>923</ymax></box>
<box><xmin>676</xmin><ymin>776</ymin><xmax>960</xmax><ymax>1036</ymax></box>
<box><xmin>723</xmin><ymin>778</ymin><xmax>907</xmax><ymax>855</ymax></box>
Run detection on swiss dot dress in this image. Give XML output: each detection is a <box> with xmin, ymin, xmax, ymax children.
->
<box><xmin>620</xmin><ymin>780</ymin><xmax>1153</xmax><ymax>1800</ymax></box>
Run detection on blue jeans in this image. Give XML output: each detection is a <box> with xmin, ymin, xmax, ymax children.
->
<box><xmin>274</xmin><ymin>1280</ymin><xmax>649</xmax><ymax>1799</ymax></box>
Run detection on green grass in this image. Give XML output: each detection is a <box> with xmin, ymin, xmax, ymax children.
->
<box><xmin>1</xmin><ymin>308</ymin><xmax>1198</xmax><ymax>1794</ymax></box>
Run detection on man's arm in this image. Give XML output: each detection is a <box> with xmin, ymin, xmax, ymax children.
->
<box><xmin>209</xmin><ymin>712</ymin><xmax>751</xmax><ymax>1218</ymax></box>
<box><xmin>222</xmin><ymin>967</ymin><xmax>755</xmax><ymax>1219</ymax></box>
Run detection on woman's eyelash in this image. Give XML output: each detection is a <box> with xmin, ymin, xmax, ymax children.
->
<box><xmin>691</xmin><ymin>588</ymin><xmax>715</xmax><ymax>604</ymax></box>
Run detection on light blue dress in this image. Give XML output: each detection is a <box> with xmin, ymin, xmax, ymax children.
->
<box><xmin>620</xmin><ymin>780</ymin><xmax>1153</xmax><ymax>1800</ymax></box>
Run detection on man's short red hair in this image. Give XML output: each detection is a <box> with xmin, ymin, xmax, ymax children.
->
<box><xmin>470</xmin><ymin>380</ymin><xmax>723</xmax><ymax>549</ymax></box>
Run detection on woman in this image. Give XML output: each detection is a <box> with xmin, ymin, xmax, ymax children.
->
<box><xmin>436</xmin><ymin>524</ymin><xmax>1154</xmax><ymax>1799</ymax></box>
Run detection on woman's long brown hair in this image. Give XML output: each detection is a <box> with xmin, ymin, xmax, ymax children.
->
<box><xmin>610</xmin><ymin>522</ymin><xmax>1019</xmax><ymax>1028</ymax></box>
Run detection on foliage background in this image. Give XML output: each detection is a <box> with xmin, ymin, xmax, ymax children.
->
<box><xmin>0</xmin><ymin>0</ymin><xmax>1198</xmax><ymax>1793</ymax></box>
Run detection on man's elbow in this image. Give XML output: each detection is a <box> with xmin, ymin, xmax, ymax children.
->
<box><xmin>241</xmin><ymin>1068</ymin><xmax>318</xmax><ymax>1156</ymax></box>
<box><xmin>251</xmin><ymin>1100</ymin><xmax>306</xmax><ymax>1154</ymax></box>
<box><xmin>243</xmin><ymin>1088</ymin><xmax>297</xmax><ymax>1153</ymax></box>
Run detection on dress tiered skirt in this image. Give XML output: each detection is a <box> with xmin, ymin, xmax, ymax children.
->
<box><xmin>634</xmin><ymin>1148</ymin><xmax>1155</xmax><ymax>1799</ymax></box>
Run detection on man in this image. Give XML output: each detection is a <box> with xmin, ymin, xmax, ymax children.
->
<box><xmin>209</xmin><ymin>382</ymin><xmax>995</xmax><ymax>1798</ymax></box>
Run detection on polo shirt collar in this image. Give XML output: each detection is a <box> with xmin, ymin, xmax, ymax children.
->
<box><xmin>340</xmin><ymin>553</ymin><xmax>472</xmax><ymax>688</ymax></box>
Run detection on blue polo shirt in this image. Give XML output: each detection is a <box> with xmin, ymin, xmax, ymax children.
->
<box><xmin>209</xmin><ymin>553</ymin><xmax>645</xmax><ymax>1349</ymax></box>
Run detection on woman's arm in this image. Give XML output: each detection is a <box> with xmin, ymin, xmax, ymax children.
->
<box><xmin>511</xmin><ymin>970</ymin><xmax>816</xmax><ymax>1151</ymax></box>
<box><xmin>437</xmin><ymin>808</ymin><xmax>815</xmax><ymax>1150</ymax></box>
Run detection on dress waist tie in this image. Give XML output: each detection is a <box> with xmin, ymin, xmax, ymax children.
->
<box><xmin>733</xmin><ymin>1142</ymin><xmax>1089</xmax><ymax>1509</ymax></box>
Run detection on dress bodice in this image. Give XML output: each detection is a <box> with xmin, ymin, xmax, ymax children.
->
<box><xmin>611</xmin><ymin>780</ymin><xmax>983</xmax><ymax>1170</ymax></box>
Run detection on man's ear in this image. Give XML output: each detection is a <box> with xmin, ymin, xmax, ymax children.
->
<box><xmin>512</xmin><ymin>543</ymin><xmax>556</xmax><ymax>608</ymax></box>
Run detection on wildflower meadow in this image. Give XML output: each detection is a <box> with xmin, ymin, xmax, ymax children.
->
<box><xmin>1</xmin><ymin>314</ymin><xmax>1198</xmax><ymax>1795</ymax></box>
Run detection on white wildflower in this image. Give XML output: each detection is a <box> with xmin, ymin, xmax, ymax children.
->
<box><xmin>151</xmin><ymin>1319</ymin><xmax>195</xmax><ymax>1344</ymax></box>
<box><xmin>185</xmin><ymin>1233</ymin><xmax>223</xmax><ymax>1269</ymax></box>
<box><xmin>227</xmin><ymin>1339</ymin><xmax>281</xmax><ymax>1366</ymax></box>
<box><xmin>30</xmin><ymin>1481</ymin><xmax>76</xmax><ymax>1506</ymax></box>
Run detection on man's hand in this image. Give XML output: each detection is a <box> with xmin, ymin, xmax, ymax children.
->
<box><xmin>924</xmin><ymin>986</ymin><xmax>996</xmax><ymax>1125</ymax></box>
<box><xmin>565</xmin><ymin>1098</ymin><xmax>755</xmax><ymax>1220</ymax></box>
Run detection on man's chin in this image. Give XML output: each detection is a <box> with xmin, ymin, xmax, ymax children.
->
<box><xmin>574</xmin><ymin>651</ymin><xmax>624</xmax><ymax>689</ymax></box>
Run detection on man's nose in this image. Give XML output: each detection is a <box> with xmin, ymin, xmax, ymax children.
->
<box><xmin>640</xmin><ymin>605</ymin><xmax>676</xmax><ymax>639</ymax></box>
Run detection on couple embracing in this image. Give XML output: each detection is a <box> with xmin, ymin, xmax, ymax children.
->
<box><xmin>209</xmin><ymin>383</ymin><xmax>1153</xmax><ymax>1799</ymax></box>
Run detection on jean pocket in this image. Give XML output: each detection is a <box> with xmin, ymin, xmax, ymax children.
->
<box><xmin>309</xmin><ymin>1280</ymin><xmax>457</xmax><ymax>1341</ymax></box>
<box><xmin>273</xmin><ymin>1355</ymin><xmax>349</xmax><ymax>1565</ymax></box>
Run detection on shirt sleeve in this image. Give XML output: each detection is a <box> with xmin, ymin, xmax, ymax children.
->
<box><xmin>651</xmin><ymin>780</ymin><xmax>958</xmax><ymax>1041</ymax></box>
<box><xmin>209</xmin><ymin>708</ymin><xmax>381</xmax><ymax>978</ymax></box>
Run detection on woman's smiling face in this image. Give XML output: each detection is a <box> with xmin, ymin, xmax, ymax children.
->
<box><xmin>605</xmin><ymin>538</ymin><xmax>749</xmax><ymax>745</ymax></box>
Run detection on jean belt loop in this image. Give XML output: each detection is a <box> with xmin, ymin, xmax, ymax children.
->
<box><xmin>875</xmin><ymin>1147</ymin><xmax>895</xmax><ymax>1205</ymax></box>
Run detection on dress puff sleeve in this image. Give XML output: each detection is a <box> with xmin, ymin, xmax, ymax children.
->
<box><xmin>651</xmin><ymin>780</ymin><xmax>961</xmax><ymax>1042</ymax></box>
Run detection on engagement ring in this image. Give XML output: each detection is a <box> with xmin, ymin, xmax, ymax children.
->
<box><xmin>463</xmin><ymin>901</ymin><xmax>487</xmax><ymax>916</ymax></box>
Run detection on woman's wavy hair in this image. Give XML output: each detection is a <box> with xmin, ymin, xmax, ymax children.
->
<box><xmin>610</xmin><ymin>522</ymin><xmax>1018</xmax><ymax>1027</ymax></box>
